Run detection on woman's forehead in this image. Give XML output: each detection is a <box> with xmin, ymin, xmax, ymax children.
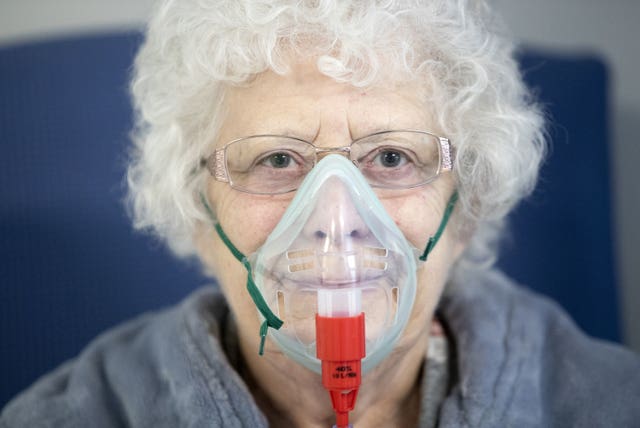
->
<box><xmin>217</xmin><ymin>66</ymin><xmax>433</xmax><ymax>145</ymax></box>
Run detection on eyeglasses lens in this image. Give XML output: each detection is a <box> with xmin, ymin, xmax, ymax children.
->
<box><xmin>224</xmin><ymin>131</ymin><xmax>441</xmax><ymax>194</ymax></box>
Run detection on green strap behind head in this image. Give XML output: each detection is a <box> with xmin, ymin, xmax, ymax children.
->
<box><xmin>199</xmin><ymin>193</ymin><xmax>283</xmax><ymax>355</ymax></box>
<box><xmin>419</xmin><ymin>191</ymin><xmax>459</xmax><ymax>262</ymax></box>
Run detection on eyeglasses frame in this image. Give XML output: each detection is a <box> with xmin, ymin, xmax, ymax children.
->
<box><xmin>205</xmin><ymin>129</ymin><xmax>454</xmax><ymax>194</ymax></box>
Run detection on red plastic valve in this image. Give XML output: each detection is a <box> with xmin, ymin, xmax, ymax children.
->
<box><xmin>316</xmin><ymin>313</ymin><xmax>366</xmax><ymax>428</ymax></box>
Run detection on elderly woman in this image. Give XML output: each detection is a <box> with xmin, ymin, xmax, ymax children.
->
<box><xmin>3</xmin><ymin>0</ymin><xmax>640</xmax><ymax>427</ymax></box>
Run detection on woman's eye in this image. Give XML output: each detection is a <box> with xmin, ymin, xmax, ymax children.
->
<box><xmin>377</xmin><ymin>150</ymin><xmax>406</xmax><ymax>167</ymax></box>
<box><xmin>264</xmin><ymin>152</ymin><xmax>292</xmax><ymax>168</ymax></box>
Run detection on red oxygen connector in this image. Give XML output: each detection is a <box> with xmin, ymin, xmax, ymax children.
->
<box><xmin>316</xmin><ymin>312</ymin><xmax>366</xmax><ymax>428</ymax></box>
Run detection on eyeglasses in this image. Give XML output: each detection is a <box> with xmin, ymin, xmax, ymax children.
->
<box><xmin>204</xmin><ymin>130</ymin><xmax>454</xmax><ymax>194</ymax></box>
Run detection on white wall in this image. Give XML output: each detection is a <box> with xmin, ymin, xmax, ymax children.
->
<box><xmin>0</xmin><ymin>0</ymin><xmax>156</xmax><ymax>45</ymax></box>
<box><xmin>1</xmin><ymin>0</ymin><xmax>639</xmax><ymax>352</ymax></box>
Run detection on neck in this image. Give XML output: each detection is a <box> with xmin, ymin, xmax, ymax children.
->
<box><xmin>238</xmin><ymin>330</ymin><xmax>428</xmax><ymax>428</ymax></box>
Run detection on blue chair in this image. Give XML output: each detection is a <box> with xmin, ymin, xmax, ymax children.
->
<box><xmin>501</xmin><ymin>49</ymin><xmax>619</xmax><ymax>343</ymax></box>
<box><xmin>0</xmin><ymin>33</ymin><xmax>619</xmax><ymax>407</ymax></box>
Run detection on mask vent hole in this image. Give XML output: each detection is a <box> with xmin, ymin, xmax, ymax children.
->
<box><xmin>277</xmin><ymin>291</ymin><xmax>286</xmax><ymax>322</ymax></box>
<box><xmin>391</xmin><ymin>287</ymin><xmax>399</xmax><ymax>321</ymax></box>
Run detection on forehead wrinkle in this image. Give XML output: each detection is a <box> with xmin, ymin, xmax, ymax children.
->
<box><xmin>223</xmin><ymin>91</ymin><xmax>321</xmax><ymax>141</ymax></box>
<box><xmin>313</xmin><ymin>105</ymin><xmax>352</xmax><ymax>147</ymax></box>
<box><xmin>345</xmin><ymin>87</ymin><xmax>428</xmax><ymax>140</ymax></box>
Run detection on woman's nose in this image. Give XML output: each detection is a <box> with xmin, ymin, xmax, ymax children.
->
<box><xmin>303</xmin><ymin>177</ymin><xmax>369</xmax><ymax>251</ymax></box>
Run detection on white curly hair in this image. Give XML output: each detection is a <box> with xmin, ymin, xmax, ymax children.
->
<box><xmin>126</xmin><ymin>0</ymin><xmax>546</xmax><ymax>274</ymax></box>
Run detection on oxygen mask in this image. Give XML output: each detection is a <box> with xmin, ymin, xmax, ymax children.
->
<box><xmin>247</xmin><ymin>154</ymin><xmax>416</xmax><ymax>373</ymax></box>
<box><xmin>202</xmin><ymin>152</ymin><xmax>458</xmax><ymax>373</ymax></box>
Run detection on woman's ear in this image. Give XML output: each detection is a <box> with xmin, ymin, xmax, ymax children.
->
<box><xmin>193</xmin><ymin>221</ymin><xmax>221</xmax><ymax>278</ymax></box>
<box><xmin>453</xmin><ymin>238</ymin><xmax>468</xmax><ymax>260</ymax></box>
<box><xmin>450</xmin><ymin>216</ymin><xmax>474</xmax><ymax>261</ymax></box>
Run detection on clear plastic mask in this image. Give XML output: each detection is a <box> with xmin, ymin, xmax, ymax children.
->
<box><xmin>250</xmin><ymin>154</ymin><xmax>418</xmax><ymax>374</ymax></box>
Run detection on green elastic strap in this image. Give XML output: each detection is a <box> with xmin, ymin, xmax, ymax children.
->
<box><xmin>419</xmin><ymin>191</ymin><xmax>459</xmax><ymax>262</ymax></box>
<box><xmin>199</xmin><ymin>193</ymin><xmax>284</xmax><ymax>355</ymax></box>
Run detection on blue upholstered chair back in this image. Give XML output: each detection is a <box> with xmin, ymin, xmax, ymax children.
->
<box><xmin>0</xmin><ymin>33</ymin><xmax>619</xmax><ymax>407</ymax></box>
